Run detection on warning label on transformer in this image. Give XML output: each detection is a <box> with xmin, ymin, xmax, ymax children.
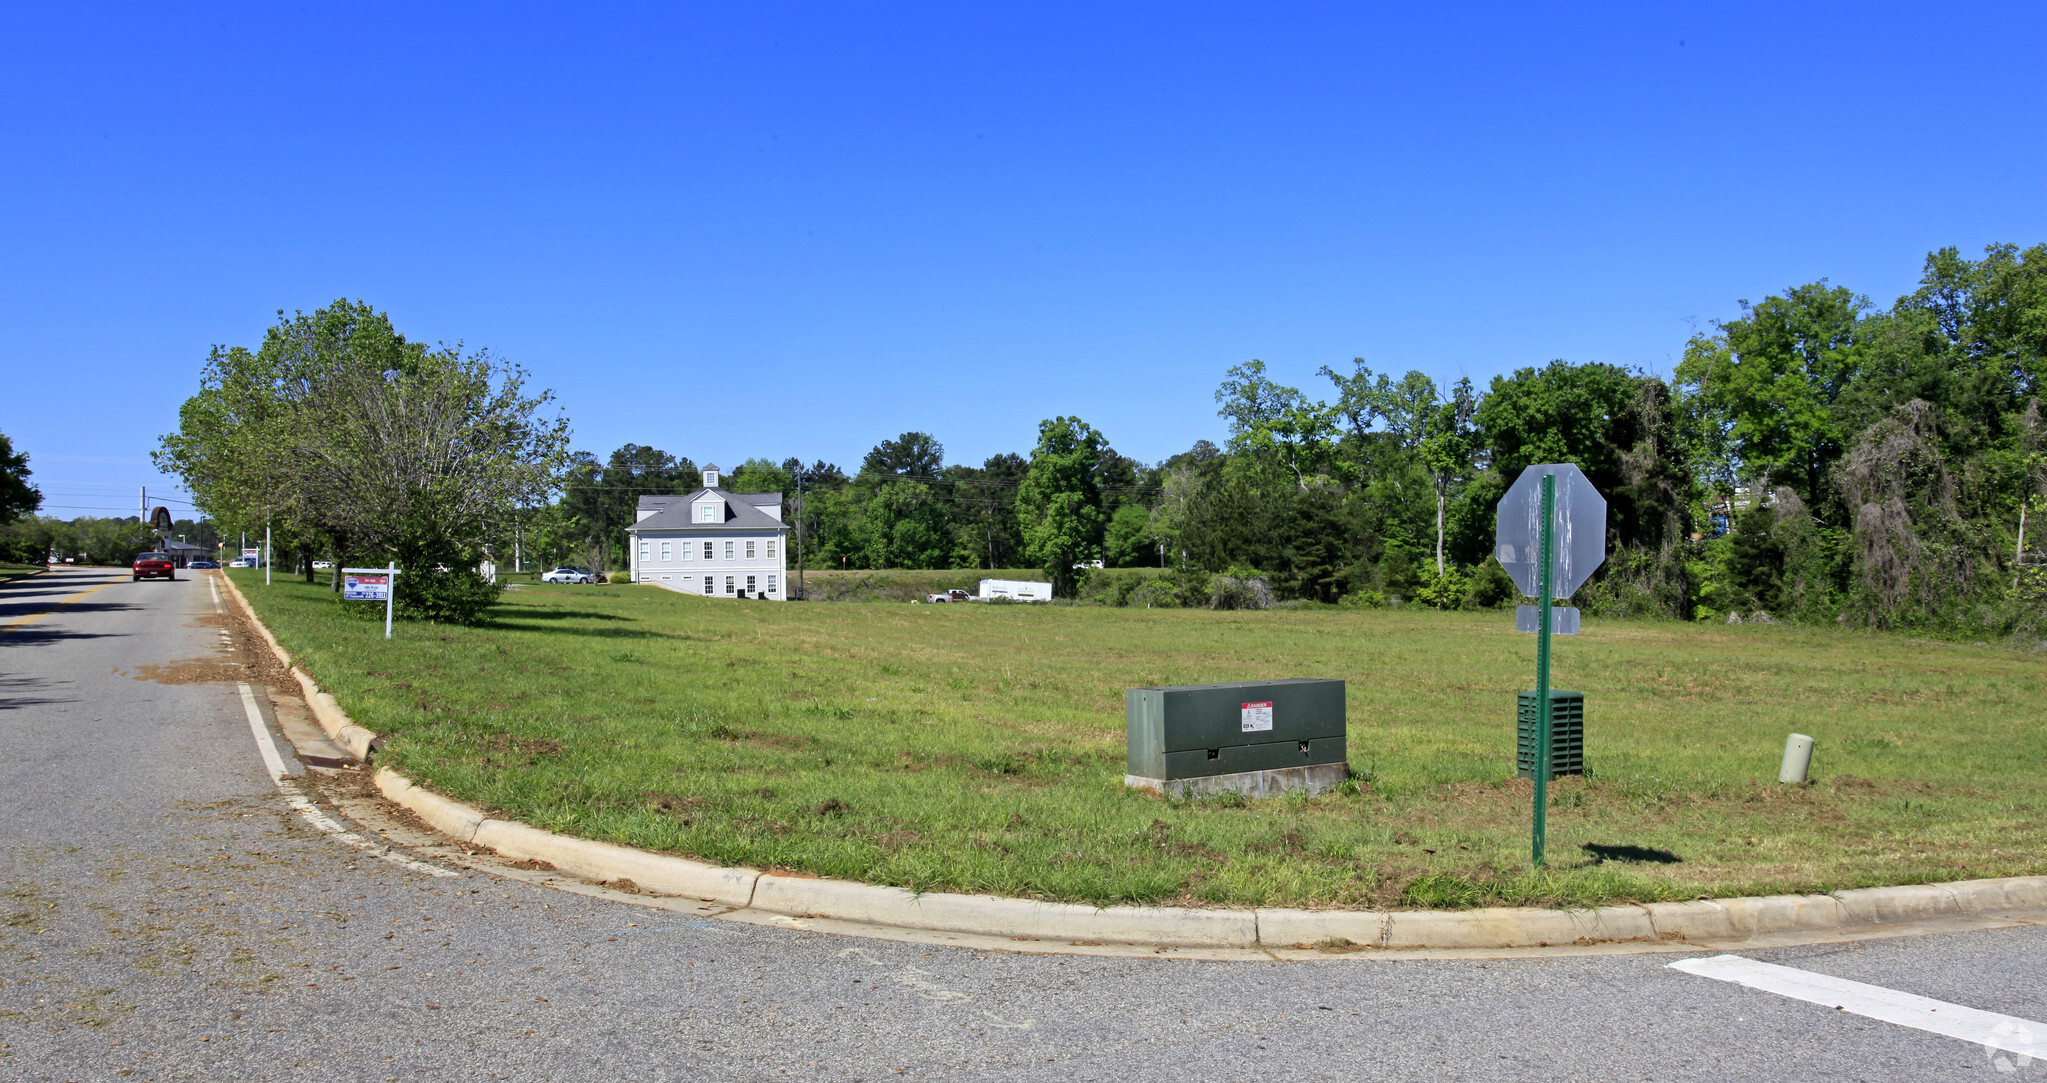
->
<box><xmin>1240</xmin><ymin>701</ymin><xmax>1273</xmax><ymax>732</ymax></box>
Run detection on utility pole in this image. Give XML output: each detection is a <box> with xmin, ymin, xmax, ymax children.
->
<box><xmin>795</xmin><ymin>464</ymin><xmax>805</xmax><ymax>600</ymax></box>
<box><xmin>140</xmin><ymin>486</ymin><xmax>147</xmax><ymax>525</ymax></box>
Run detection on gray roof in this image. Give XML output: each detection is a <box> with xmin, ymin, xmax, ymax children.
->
<box><xmin>630</xmin><ymin>488</ymin><xmax>787</xmax><ymax>533</ymax></box>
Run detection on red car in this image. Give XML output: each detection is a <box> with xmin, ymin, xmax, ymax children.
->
<box><xmin>132</xmin><ymin>552</ymin><xmax>177</xmax><ymax>581</ymax></box>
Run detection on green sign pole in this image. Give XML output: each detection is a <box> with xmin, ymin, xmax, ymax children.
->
<box><xmin>1533</xmin><ymin>472</ymin><xmax>1556</xmax><ymax>867</ymax></box>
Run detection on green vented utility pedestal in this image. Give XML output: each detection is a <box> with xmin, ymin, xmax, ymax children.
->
<box><xmin>1517</xmin><ymin>689</ymin><xmax>1584</xmax><ymax>780</ymax></box>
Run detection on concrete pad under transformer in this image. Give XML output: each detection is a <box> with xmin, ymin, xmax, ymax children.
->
<box><xmin>1125</xmin><ymin>762</ymin><xmax>1348</xmax><ymax>800</ymax></box>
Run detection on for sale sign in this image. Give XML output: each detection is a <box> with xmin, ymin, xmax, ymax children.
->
<box><xmin>1240</xmin><ymin>701</ymin><xmax>1274</xmax><ymax>732</ymax></box>
<box><xmin>343</xmin><ymin>573</ymin><xmax>391</xmax><ymax>601</ymax></box>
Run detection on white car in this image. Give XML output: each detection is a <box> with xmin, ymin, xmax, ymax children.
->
<box><xmin>541</xmin><ymin>566</ymin><xmax>597</xmax><ymax>584</ymax></box>
<box><xmin>313</xmin><ymin>560</ymin><xmax>334</xmax><ymax>570</ymax></box>
<box><xmin>228</xmin><ymin>558</ymin><xmax>255</xmax><ymax>568</ymax></box>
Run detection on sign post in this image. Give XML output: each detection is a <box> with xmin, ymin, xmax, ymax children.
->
<box><xmin>1533</xmin><ymin>475</ymin><xmax>1555</xmax><ymax>865</ymax></box>
<box><xmin>342</xmin><ymin>564</ymin><xmax>404</xmax><ymax>639</ymax></box>
<box><xmin>1495</xmin><ymin>463</ymin><xmax>1607</xmax><ymax>867</ymax></box>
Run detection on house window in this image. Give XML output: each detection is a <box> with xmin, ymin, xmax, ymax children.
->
<box><xmin>681</xmin><ymin>542</ymin><xmax>692</xmax><ymax>561</ymax></box>
<box><xmin>746</xmin><ymin>575</ymin><xmax>757</xmax><ymax>594</ymax></box>
<box><xmin>703</xmin><ymin>542</ymin><xmax>714</xmax><ymax>560</ymax></box>
<box><xmin>745</xmin><ymin>540</ymin><xmax>756</xmax><ymax>559</ymax></box>
<box><xmin>638</xmin><ymin>540</ymin><xmax>649</xmax><ymax>560</ymax></box>
<box><xmin>699</xmin><ymin>503</ymin><xmax>717</xmax><ymax>523</ymax></box>
<box><xmin>767</xmin><ymin>574</ymin><xmax>778</xmax><ymax>594</ymax></box>
<box><xmin>659</xmin><ymin>541</ymin><xmax>671</xmax><ymax>561</ymax></box>
<box><xmin>723</xmin><ymin>576</ymin><xmax>734</xmax><ymax>594</ymax></box>
<box><xmin>702</xmin><ymin>576</ymin><xmax>713</xmax><ymax>594</ymax></box>
<box><xmin>766</xmin><ymin>539</ymin><xmax>776</xmax><ymax>559</ymax></box>
<box><xmin>724</xmin><ymin>541</ymin><xmax>734</xmax><ymax>559</ymax></box>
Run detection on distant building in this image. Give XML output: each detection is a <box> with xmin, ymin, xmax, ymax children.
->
<box><xmin>159</xmin><ymin>538</ymin><xmax>212</xmax><ymax>568</ymax></box>
<box><xmin>626</xmin><ymin>464</ymin><xmax>790</xmax><ymax>600</ymax></box>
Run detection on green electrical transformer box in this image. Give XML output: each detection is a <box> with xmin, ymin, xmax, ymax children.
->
<box><xmin>1125</xmin><ymin>678</ymin><xmax>1348</xmax><ymax>799</ymax></box>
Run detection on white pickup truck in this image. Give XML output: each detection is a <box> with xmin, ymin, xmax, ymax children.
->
<box><xmin>924</xmin><ymin>589</ymin><xmax>972</xmax><ymax>603</ymax></box>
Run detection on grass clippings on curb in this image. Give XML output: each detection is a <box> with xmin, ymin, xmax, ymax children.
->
<box><xmin>226</xmin><ymin>570</ymin><xmax>2047</xmax><ymax>910</ymax></box>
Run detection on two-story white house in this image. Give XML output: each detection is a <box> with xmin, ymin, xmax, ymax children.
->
<box><xmin>627</xmin><ymin>465</ymin><xmax>791</xmax><ymax>600</ymax></box>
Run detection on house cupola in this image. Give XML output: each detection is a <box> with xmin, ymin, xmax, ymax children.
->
<box><xmin>702</xmin><ymin>464</ymin><xmax>720</xmax><ymax>489</ymax></box>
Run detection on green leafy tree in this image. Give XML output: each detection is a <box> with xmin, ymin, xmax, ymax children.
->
<box><xmin>0</xmin><ymin>432</ymin><xmax>40</xmax><ymax>526</ymax></box>
<box><xmin>1676</xmin><ymin>282</ymin><xmax>1866</xmax><ymax>508</ymax></box>
<box><xmin>1103</xmin><ymin>504</ymin><xmax>1154</xmax><ymax>567</ymax></box>
<box><xmin>859</xmin><ymin>481</ymin><xmax>951</xmax><ymax>569</ymax></box>
<box><xmin>947</xmin><ymin>453</ymin><xmax>1027</xmax><ymax>569</ymax></box>
<box><xmin>1216</xmin><ymin>361</ymin><xmax>1337</xmax><ymax>489</ymax></box>
<box><xmin>1416</xmin><ymin>377</ymin><xmax>1480</xmax><ymax>575</ymax></box>
<box><xmin>158</xmin><ymin>300</ymin><xmax>571</xmax><ymax>622</ymax></box>
<box><xmin>1017</xmin><ymin>416</ymin><xmax>1107</xmax><ymax>596</ymax></box>
<box><xmin>729</xmin><ymin>457</ymin><xmax>791</xmax><ymax>495</ymax></box>
<box><xmin>861</xmin><ymin>432</ymin><xmax>945</xmax><ymax>480</ymax></box>
<box><xmin>560</xmin><ymin>444</ymin><xmax>698</xmax><ymax>568</ymax></box>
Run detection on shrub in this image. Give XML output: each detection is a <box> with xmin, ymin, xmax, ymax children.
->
<box><xmin>1209</xmin><ymin>574</ymin><xmax>1274</xmax><ymax>610</ymax></box>
<box><xmin>1460</xmin><ymin>556</ymin><xmax>1516</xmax><ymax>610</ymax></box>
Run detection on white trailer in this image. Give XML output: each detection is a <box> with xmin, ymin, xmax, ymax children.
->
<box><xmin>979</xmin><ymin>578</ymin><xmax>1053</xmax><ymax>602</ymax></box>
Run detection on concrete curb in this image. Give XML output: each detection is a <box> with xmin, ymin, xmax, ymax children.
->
<box><xmin>0</xmin><ymin>566</ymin><xmax>52</xmax><ymax>589</ymax></box>
<box><xmin>223</xmin><ymin>569</ymin><xmax>2047</xmax><ymax>952</ymax></box>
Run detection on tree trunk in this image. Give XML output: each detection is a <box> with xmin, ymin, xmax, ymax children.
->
<box><xmin>1435</xmin><ymin>489</ymin><xmax>1446</xmax><ymax>575</ymax></box>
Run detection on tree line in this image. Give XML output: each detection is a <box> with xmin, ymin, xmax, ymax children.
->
<box><xmin>537</xmin><ymin>243</ymin><xmax>2044</xmax><ymax>637</ymax></box>
<box><xmin>122</xmin><ymin>242</ymin><xmax>2047</xmax><ymax>635</ymax></box>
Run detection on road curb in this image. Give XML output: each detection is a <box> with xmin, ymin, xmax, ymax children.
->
<box><xmin>223</xmin><ymin>571</ymin><xmax>2047</xmax><ymax>952</ymax></box>
<box><xmin>0</xmin><ymin>566</ymin><xmax>52</xmax><ymax>588</ymax></box>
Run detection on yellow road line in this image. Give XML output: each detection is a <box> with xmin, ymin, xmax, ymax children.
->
<box><xmin>0</xmin><ymin>578</ymin><xmax>122</xmax><ymax>635</ymax></box>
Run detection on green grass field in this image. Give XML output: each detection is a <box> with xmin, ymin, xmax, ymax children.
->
<box><xmin>226</xmin><ymin>569</ymin><xmax>2047</xmax><ymax>910</ymax></box>
<box><xmin>0</xmin><ymin>563</ymin><xmax>45</xmax><ymax>586</ymax></box>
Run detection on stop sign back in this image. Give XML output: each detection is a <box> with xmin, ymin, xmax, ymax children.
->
<box><xmin>1494</xmin><ymin>463</ymin><xmax>1607</xmax><ymax>599</ymax></box>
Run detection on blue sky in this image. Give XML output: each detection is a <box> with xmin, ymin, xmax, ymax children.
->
<box><xmin>4</xmin><ymin>2</ymin><xmax>2042</xmax><ymax>517</ymax></box>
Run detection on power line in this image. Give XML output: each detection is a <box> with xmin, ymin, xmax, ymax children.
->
<box><xmin>37</xmin><ymin>505</ymin><xmax>205</xmax><ymax>514</ymax></box>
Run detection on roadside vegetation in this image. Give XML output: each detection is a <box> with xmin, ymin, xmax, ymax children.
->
<box><xmin>231</xmin><ymin>569</ymin><xmax>2047</xmax><ymax>910</ymax></box>
<box><xmin>508</xmin><ymin>242</ymin><xmax>2047</xmax><ymax>644</ymax></box>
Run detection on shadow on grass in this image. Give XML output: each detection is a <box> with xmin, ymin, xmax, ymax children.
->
<box><xmin>1580</xmin><ymin>842</ymin><xmax>1683</xmax><ymax>865</ymax></box>
<box><xmin>487</xmin><ymin>608</ymin><xmax>634</xmax><ymax>622</ymax></box>
<box><xmin>490</xmin><ymin>620</ymin><xmax>669</xmax><ymax>640</ymax></box>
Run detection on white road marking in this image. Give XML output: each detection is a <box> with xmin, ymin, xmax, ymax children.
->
<box><xmin>209</xmin><ymin>576</ymin><xmax>221</xmax><ymax>613</ymax></box>
<box><xmin>234</xmin><ymin>681</ymin><xmax>456</xmax><ymax>879</ymax></box>
<box><xmin>1670</xmin><ymin>954</ymin><xmax>2045</xmax><ymax>1062</ymax></box>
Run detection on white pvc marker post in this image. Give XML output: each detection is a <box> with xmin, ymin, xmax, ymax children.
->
<box><xmin>1779</xmin><ymin>733</ymin><xmax>1814</xmax><ymax>784</ymax></box>
<box><xmin>265</xmin><ymin>521</ymin><xmax>272</xmax><ymax>586</ymax></box>
<box><xmin>341</xmin><ymin>565</ymin><xmax>404</xmax><ymax>639</ymax></box>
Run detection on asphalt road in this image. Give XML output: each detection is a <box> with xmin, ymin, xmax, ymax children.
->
<box><xmin>2</xmin><ymin>566</ymin><xmax>2043</xmax><ymax>1081</ymax></box>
